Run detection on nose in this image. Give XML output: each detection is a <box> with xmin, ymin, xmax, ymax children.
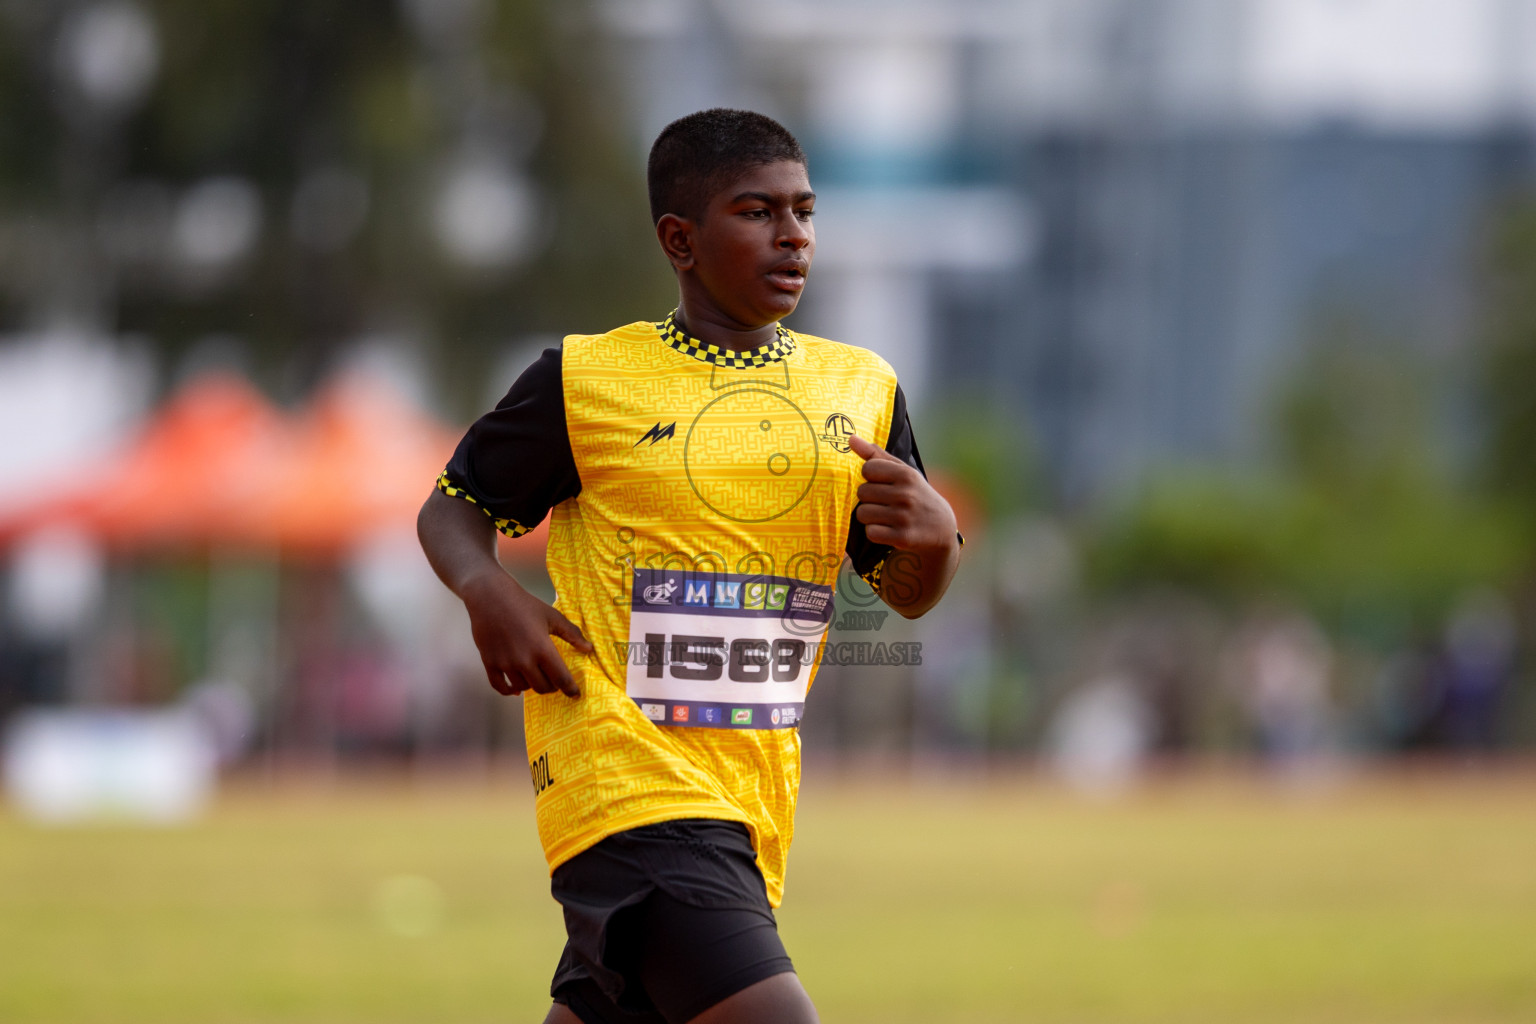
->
<box><xmin>777</xmin><ymin>212</ymin><xmax>812</xmax><ymax>250</ymax></box>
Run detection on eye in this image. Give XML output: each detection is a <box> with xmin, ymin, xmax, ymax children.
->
<box><xmin>796</xmin><ymin>207</ymin><xmax>815</xmax><ymax>220</ymax></box>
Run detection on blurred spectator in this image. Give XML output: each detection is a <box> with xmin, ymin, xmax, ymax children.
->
<box><xmin>1046</xmin><ymin>672</ymin><xmax>1154</xmax><ymax>793</ymax></box>
<box><xmin>1436</xmin><ymin>590</ymin><xmax>1517</xmax><ymax>752</ymax></box>
<box><xmin>180</xmin><ymin>678</ymin><xmax>256</xmax><ymax>767</ymax></box>
<box><xmin>1234</xmin><ymin>611</ymin><xmax>1336</xmax><ymax>766</ymax></box>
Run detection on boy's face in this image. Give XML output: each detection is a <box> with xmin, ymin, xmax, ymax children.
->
<box><xmin>673</xmin><ymin>159</ymin><xmax>815</xmax><ymax>329</ymax></box>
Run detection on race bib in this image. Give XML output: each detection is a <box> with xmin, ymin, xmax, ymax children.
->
<box><xmin>622</xmin><ymin>569</ymin><xmax>833</xmax><ymax>729</ymax></box>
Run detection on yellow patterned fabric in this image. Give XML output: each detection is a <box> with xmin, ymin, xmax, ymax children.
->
<box><xmin>522</xmin><ymin>319</ymin><xmax>899</xmax><ymax>907</ymax></box>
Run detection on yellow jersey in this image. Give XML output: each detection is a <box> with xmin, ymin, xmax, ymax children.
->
<box><xmin>439</xmin><ymin>313</ymin><xmax>926</xmax><ymax>906</ymax></box>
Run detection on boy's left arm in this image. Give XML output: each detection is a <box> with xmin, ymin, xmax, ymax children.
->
<box><xmin>848</xmin><ymin>433</ymin><xmax>961</xmax><ymax>619</ymax></box>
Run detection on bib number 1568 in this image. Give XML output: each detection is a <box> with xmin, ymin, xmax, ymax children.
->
<box><xmin>644</xmin><ymin>634</ymin><xmax>807</xmax><ymax>683</ymax></box>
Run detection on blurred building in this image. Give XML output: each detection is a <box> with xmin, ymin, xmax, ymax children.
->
<box><xmin>597</xmin><ymin>0</ymin><xmax>1536</xmax><ymax>501</ymax></box>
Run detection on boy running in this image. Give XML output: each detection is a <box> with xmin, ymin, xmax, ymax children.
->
<box><xmin>418</xmin><ymin>109</ymin><xmax>961</xmax><ymax>1024</ymax></box>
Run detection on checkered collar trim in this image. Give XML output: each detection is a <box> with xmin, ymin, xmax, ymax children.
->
<box><xmin>656</xmin><ymin>310</ymin><xmax>796</xmax><ymax>369</ymax></box>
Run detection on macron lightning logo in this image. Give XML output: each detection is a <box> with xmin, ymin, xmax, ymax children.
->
<box><xmin>634</xmin><ymin>421</ymin><xmax>676</xmax><ymax>447</ymax></box>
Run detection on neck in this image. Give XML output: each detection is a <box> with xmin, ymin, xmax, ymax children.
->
<box><xmin>674</xmin><ymin>297</ymin><xmax>780</xmax><ymax>353</ymax></box>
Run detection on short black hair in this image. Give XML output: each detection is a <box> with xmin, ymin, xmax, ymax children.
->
<box><xmin>647</xmin><ymin>108</ymin><xmax>806</xmax><ymax>224</ymax></box>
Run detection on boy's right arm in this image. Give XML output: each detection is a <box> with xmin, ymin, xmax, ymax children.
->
<box><xmin>417</xmin><ymin>488</ymin><xmax>591</xmax><ymax>697</ymax></box>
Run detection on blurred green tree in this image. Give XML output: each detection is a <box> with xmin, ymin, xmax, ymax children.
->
<box><xmin>1481</xmin><ymin>198</ymin><xmax>1536</xmax><ymax>528</ymax></box>
<box><xmin>922</xmin><ymin>391</ymin><xmax>1039</xmax><ymax>523</ymax></box>
<box><xmin>1089</xmin><ymin>315</ymin><xmax>1525</xmax><ymax>633</ymax></box>
<box><xmin>0</xmin><ymin>0</ymin><xmax>670</xmax><ymax>413</ymax></box>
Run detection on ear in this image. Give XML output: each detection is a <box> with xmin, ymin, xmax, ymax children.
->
<box><xmin>655</xmin><ymin>213</ymin><xmax>695</xmax><ymax>272</ymax></box>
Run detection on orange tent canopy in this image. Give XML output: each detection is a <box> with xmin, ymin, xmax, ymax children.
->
<box><xmin>0</xmin><ymin>373</ymin><xmax>288</xmax><ymax>551</ymax></box>
<box><xmin>224</xmin><ymin>370</ymin><xmax>548</xmax><ymax>559</ymax></box>
<box><xmin>225</xmin><ymin>373</ymin><xmax>452</xmax><ymax>555</ymax></box>
<box><xmin>0</xmin><ymin>371</ymin><xmax>555</xmax><ymax>561</ymax></box>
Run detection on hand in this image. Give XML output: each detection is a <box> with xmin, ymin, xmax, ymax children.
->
<box><xmin>848</xmin><ymin>434</ymin><xmax>958</xmax><ymax>555</ymax></box>
<box><xmin>459</xmin><ymin>569</ymin><xmax>594</xmax><ymax>697</ymax></box>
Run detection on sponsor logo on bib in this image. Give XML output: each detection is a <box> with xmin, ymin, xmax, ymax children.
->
<box><xmin>642</xmin><ymin>581</ymin><xmax>677</xmax><ymax>605</ymax></box>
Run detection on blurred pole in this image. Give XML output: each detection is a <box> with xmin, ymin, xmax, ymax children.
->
<box><xmin>50</xmin><ymin>1</ymin><xmax>160</xmax><ymax>329</ymax></box>
<box><xmin>205</xmin><ymin>547</ymin><xmax>280</xmax><ymax>773</ymax></box>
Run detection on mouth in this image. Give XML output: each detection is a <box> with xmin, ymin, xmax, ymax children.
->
<box><xmin>767</xmin><ymin>261</ymin><xmax>808</xmax><ymax>292</ymax></box>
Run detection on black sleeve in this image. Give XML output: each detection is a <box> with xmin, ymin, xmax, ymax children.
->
<box><xmin>845</xmin><ymin>383</ymin><xmax>927</xmax><ymax>586</ymax></box>
<box><xmin>437</xmin><ymin>347</ymin><xmax>580</xmax><ymax>538</ymax></box>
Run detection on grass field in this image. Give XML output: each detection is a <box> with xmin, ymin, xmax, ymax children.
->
<box><xmin>3</xmin><ymin>764</ymin><xmax>1535</xmax><ymax>1023</ymax></box>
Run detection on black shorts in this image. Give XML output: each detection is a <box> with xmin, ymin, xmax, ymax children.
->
<box><xmin>549</xmin><ymin>818</ymin><xmax>795</xmax><ymax>1024</ymax></box>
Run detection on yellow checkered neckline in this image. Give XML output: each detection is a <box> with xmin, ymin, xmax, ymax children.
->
<box><xmin>656</xmin><ymin>310</ymin><xmax>796</xmax><ymax>369</ymax></box>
